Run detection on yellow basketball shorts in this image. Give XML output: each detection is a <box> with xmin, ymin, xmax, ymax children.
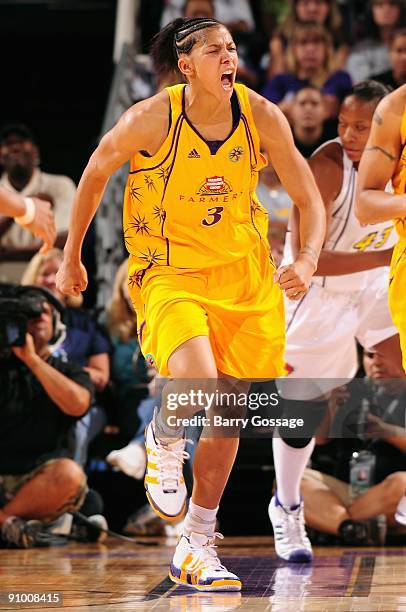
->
<box><xmin>128</xmin><ymin>239</ymin><xmax>286</xmax><ymax>379</ymax></box>
<box><xmin>389</xmin><ymin>239</ymin><xmax>406</xmax><ymax>371</ymax></box>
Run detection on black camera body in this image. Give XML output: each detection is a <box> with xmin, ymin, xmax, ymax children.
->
<box><xmin>0</xmin><ymin>284</ymin><xmax>64</xmax><ymax>350</ymax></box>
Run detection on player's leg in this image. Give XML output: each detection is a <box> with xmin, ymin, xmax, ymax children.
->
<box><xmin>145</xmin><ymin>335</ymin><xmax>218</xmax><ymax>522</ymax></box>
<box><xmin>144</xmin><ymin>333</ymin><xmax>241</xmax><ymax>591</ymax></box>
<box><xmin>270</xmin><ymin>288</ymin><xmax>356</xmax><ymax>562</ymax></box>
<box><xmin>165</xmin><ymin>341</ymin><xmax>242</xmax><ymax>591</ymax></box>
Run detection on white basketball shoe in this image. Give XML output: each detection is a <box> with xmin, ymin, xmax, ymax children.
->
<box><xmin>169</xmin><ymin>532</ymin><xmax>242</xmax><ymax>591</ymax></box>
<box><xmin>144</xmin><ymin>419</ymin><xmax>189</xmax><ymax>521</ymax></box>
<box><xmin>269</xmin><ymin>494</ymin><xmax>313</xmax><ymax>563</ymax></box>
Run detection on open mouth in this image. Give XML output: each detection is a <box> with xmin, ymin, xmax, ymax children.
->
<box><xmin>221</xmin><ymin>70</ymin><xmax>234</xmax><ymax>91</ymax></box>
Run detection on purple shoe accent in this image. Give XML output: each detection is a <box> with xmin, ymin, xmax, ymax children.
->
<box><xmin>275</xmin><ymin>492</ymin><xmax>301</xmax><ymax>512</ymax></box>
<box><xmin>288</xmin><ymin>549</ymin><xmax>313</xmax><ymax>563</ymax></box>
<box><xmin>170</xmin><ymin>563</ymin><xmax>182</xmax><ymax>579</ymax></box>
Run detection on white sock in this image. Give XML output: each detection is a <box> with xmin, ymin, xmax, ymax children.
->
<box><xmin>272</xmin><ymin>436</ymin><xmax>315</xmax><ymax>507</ymax></box>
<box><xmin>183</xmin><ymin>501</ymin><xmax>218</xmax><ymax>537</ymax></box>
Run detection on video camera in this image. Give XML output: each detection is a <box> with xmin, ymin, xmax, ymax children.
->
<box><xmin>0</xmin><ymin>284</ymin><xmax>64</xmax><ymax>350</ymax></box>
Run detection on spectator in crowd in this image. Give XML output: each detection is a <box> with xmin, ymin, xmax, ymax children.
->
<box><xmin>104</xmin><ymin>260</ymin><xmax>156</xmax><ymax>480</ymax></box>
<box><xmin>161</xmin><ymin>0</ymin><xmax>255</xmax><ymax>34</ymax></box>
<box><xmin>184</xmin><ymin>0</ymin><xmax>215</xmax><ymax>19</ymax></box>
<box><xmin>347</xmin><ymin>0</ymin><xmax>406</xmax><ymax>82</ymax></box>
<box><xmin>0</xmin><ymin>285</ymin><xmax>93</xmax><ymax>548</ymax></box>
<box><xmin>301</xmin><ymin>346</ymin><xmax>406</xmax><ymax>545</ymax></box>
<box><xmin>268</xmin><ymin>0</ymin><xmax>349</xmax><ymax>77</ymax></box>
<box><xmin>372</xmin><ymin>27</ymin><xmax>406</xmax><ymax>87</ymax></box>
<box><xmin>262</xmin><ymin>23</ymin><xmax>352</xmax><ymax>120</ymax></box>
<box><xmin>21</xmin><ymin>249</ymin><xmax>111</xmax><ymax>466</ymax></box>
<box><xmin>290</xmin><ymin>85</ymin><xmax>337</xmax><ymax>157</ymax></box>
<box><xmin>0</xmin><ymin>124</ymin><xmax>76</xmax><ymax>283</ymax></box>
<box><xmin>0</xmin><ymin>186</ymin><xmax>56</xmax><ymax>252</ymax></box>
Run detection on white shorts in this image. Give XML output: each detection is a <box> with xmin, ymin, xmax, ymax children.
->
<box><xmin>278</xmin><ymin>272</ymin><xmax>397</xmax><ymax>400</ymax></box>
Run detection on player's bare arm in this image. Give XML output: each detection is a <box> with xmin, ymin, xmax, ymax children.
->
<box><xmin>249</xmin><ymin>90</ymin><xmax>326</xmax><ymax>299</ymax></box>
<box><xmin>308</xmin><ymin>145</ymin><xmax>392</xmax><ymax>275</ymax></box>
<box><xmin>57</xmin><ymin>91</ymin><xmax>170</xmax><ymax>296</ymax></box>
<box><xmin>356</xmin><ymin>86</ymin><xmax>406</xmax><ymax>224</ymax></box>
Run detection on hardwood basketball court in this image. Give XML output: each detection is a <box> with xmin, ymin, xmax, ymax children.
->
<box><xmin>1</xmin><ymin>537</ymin><xmax>406</xmax><ymax>611</ymax></box>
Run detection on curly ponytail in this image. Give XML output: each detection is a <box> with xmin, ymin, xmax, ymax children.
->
<box><xmin>150</xmin><ymin>17</ymin><xmax>221</xmax><ymax>79</ymax></box>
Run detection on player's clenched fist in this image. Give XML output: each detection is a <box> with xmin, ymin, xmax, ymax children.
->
<box><xmin>56</xmin><ymin>260</ymin><xmax>88</xmax><ymax>297</ymax></box>
<box><xmin>275</xmin><ymin>257</ymin><xmax>316</xmax><ymax>301</ymax></box>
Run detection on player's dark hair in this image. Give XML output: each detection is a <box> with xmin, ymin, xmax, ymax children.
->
<box><xmin>150</xmin><ymin>17</ymin><xmax>222</xmax><ymax>78</ymax></box>
<box><xmin>349</xmin><ymin>80</ymin><xmax>391</xmax><ymax>104</ymax></box>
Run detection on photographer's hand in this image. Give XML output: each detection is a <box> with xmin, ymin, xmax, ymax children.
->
<box><xmin>12</xmin><ymin>333</ymin><xmax>40</xmax><ymax>367</ymax></box>
<box><xmin>12</xmin><ymin>333</ymin><xmax>91</xmax><ymax>417</ymax></box>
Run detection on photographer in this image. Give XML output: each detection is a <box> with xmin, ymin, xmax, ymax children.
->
<box><xmin>0</xmin><ymin>286</ymin><xmax>94</xmax><ymax>548</ymax></box>
<box><xmin>300</xmin><ymin>345</ymin><xmax>406</xmax><ymax>546</ymax></box>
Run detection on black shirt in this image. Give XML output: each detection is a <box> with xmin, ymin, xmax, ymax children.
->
<box><xmin>293</xmin><ymin>122</ymin><xmax>337</xmax><ymax>159</ymax></box>
<box><xmin>371</xmin><ymin>70</ymin><xmax>403</xmax><ymax>91</ymax></box>
<box><xmin>0</xmin><ymin>354</ymin><xmax>94</xmax><ymax>474</ymax></box>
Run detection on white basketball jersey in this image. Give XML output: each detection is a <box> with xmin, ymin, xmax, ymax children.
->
<box><xmin>284</xmin><ymin>138</ymin><xmax>396</xmax><ymax>292</ymax></box>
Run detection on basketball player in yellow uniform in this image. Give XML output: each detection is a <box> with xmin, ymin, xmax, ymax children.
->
<box><xmin>56</xmin><ymin>17</ymin><xmax>325</xmax><ymax>591</ymax></box>
<box><xmin>357</xmin><ymin>84</ymin><xmax>406</xmax><ymax>371</ymax></box>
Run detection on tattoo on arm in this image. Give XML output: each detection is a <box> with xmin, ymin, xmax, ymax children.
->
<box><xmin>300</xmin><ymin>244</ymin><xmax>318</xmax><ymax>265</ymax></box>
<box><xmin>365</xmin><ymin>146</ymin><xmax>396</xmax><ymax>162</ymax></box>
<box><xmin>373</xmin><ymin>111</ymin><xmax>383</xmax><ymax>126</ymax></box>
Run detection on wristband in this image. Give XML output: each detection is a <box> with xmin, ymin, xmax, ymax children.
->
<box><xmin>15</xmin><ymin>197</ymin><xmax>36</xmax><ymax>226</ymax></box>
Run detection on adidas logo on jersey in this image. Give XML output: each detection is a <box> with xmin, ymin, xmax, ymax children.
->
<box><xmin>188</xmin><ymin>149</ymin><xmax>200</xmax><ymax>158</ymax></box>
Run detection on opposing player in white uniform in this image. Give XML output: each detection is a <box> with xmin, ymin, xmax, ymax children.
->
<box><xmin>269</xmin><ymin>81</ymin><xmax>403</xmax><ymax>562</ymax></box>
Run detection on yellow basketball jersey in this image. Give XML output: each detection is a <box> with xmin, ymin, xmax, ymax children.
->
<box><xmin>123</xmin><ymin>84</ymin><xmax>268</xmax><ymax>286</ymax></box>
<box><xmin>392</xmin><ymin>104</ymin><xmax>406</xmax><ymax>239</ymax></box>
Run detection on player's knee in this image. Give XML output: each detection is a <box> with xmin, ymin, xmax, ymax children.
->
<box><xmin>168</xmin><ymin>354</ymin><xmax>218</xmax><ymax>380</ymax></box>
<box><xmin>279</xmin><ymin>398</ymin><xmax>328</xmax><ymax>440</ymax></box>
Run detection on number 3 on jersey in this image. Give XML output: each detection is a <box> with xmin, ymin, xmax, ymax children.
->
<box><xmin>353</xmin><ymin>226</ymin><xmax>393</xmax><ymax>251</ymax></box>
<box><xmin>202</xmin><ymin>206</ymin><xmax>224</xmax><ymax>227</ymax></box>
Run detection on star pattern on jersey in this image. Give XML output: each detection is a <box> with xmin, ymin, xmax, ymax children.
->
<box><xmin>129</xmin><ymin>269</ymin><xmax>147</xmax><ymax>289</ymax></box>
<box><xmin>157</xmin><ymin>165</ymin><xmax>170</xmax><ymax>185</ymax></box>
<box><xmin>144</xmin><ymin>174</ymin><xmax>157</xmax><ymax>192</ymax></box>
<box><xmin>138</xmin><ymin>247</ymin><xmax>165</xmax><ymax>265</ymax></box>
<box><xmin>129</xmin><ymin>182</ymin><xmax>143</xmax><ymax>204</ymax></box>
<box><xmin>250</xmin><ymin>200</ymin><xmax>264</xmax><ymax>215</ymax></box>
<box><xmin>153</xmin><ymin>204</ymin><xmax>166</xmax><ymax>224</ymax></box>
<box><xmin>127</xmin><ymin>212</ymin><xmax>152</xmax><ymax>236</ymax></box>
